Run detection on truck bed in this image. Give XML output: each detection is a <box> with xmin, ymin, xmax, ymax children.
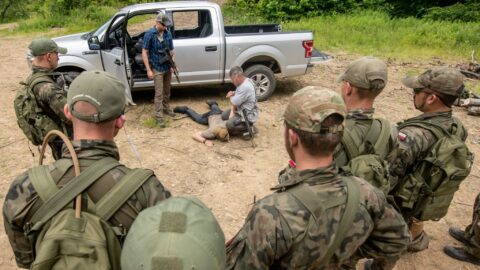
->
<box><xmin>225</xmin><ymin>24</ymin><xmax>281</xmax><ymax>35</ymax></box>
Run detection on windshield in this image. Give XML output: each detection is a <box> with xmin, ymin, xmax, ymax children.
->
<box><xmin>92</xmin><ymin>18</ymin><xmax>113</xmax><ymax>37</ymax></box>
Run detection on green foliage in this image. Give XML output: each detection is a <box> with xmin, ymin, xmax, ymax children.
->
<box><xmin>225</xmin><ymin>0</ymin><xmax>387</xmax><ymax>21</ymax></box>
<box><xmin>385</xmin><ymin>0</ymin><xmax>463</xmax><ymax>17</ymax></box>
<box><xmin>284</xmin><ymin>10</ymin><xmax>480</xmax><ymax>60</ymax></box>
<box><xmin>424</xmin><ymin>2</ymin><xmax>480</xmax><ymax>22</ymax></box>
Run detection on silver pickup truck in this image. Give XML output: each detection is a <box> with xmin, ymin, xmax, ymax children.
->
<box><xmin>52</xmin><ymin>1</ymin><xmax>317</xmax><ymax>102</ymax></box>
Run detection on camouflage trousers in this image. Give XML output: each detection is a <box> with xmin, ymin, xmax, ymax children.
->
<box><xmin>464</xmin><ymin>193</ymin><xmax>480</xmax><ymax>258</ymax></box>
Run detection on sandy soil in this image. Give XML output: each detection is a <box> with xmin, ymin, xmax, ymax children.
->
<box><xmin>0</xmin><ymin>33</ymin><xmax>479</xmax><ymax>270</ymax></box>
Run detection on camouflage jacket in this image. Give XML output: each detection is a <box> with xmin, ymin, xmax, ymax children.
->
<box><xmin>226</xmin><ymin>164</ymin><xmax>409</xmax><ymax>270</ymax></box>
<box><xmin>334</xmin><ymin>108</ymin><xmax>397</xmax><ymax>167</ymax></box>
<box><xmin>389</xmin><ymin>111</ymin><xmax>468</xmax><ymax>190</ymax></box>
<box><xmin>30</xmin><ymin>66</ymin><xmax>71</xmax><ymax>129</ymax></box>
<box><xmin>2</xmin><ymin>140</ymin><xmax>171</xmax><ymax>268</ymax></box>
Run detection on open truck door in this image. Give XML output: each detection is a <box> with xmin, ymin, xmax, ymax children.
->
<box><xmin>95</xmin><ymin>13</ymin><xmax>134</xmax><ymax>105</ymax></box>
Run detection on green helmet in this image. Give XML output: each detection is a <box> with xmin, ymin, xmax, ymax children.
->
<box><xmin>121</xmin><ymin>196</ymin><xmax>226</xmax><ymax>270</ymax></box>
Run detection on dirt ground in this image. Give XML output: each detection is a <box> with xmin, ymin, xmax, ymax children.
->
<box><xmin>0</xmin><ymin>33</ymin><xmax>479</xmax><ymax>270</ymax></box>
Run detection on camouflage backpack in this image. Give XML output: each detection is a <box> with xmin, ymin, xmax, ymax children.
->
<box><xmin>25</xmin><ymin>157</ymin><xmax>154</xmax><ymax>270</ymax></box>
<box><xmin>334</xmin><ymin>118</ymin><xmax>391</xmax><ymax>194</ymax></box>
<box><xmin>394</xmin><ymin>119</ymin><xmax>474</xmax><ymax>221</ymax></box>
<box><xmin>14</xmin><ymin>72</ymin><xmax>62</xmax><ymax>145</ymax></box>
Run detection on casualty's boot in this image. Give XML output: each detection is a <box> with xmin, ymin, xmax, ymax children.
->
<box><xmin>449</xmin><ymin>227</ymin><xmax>473</xmax><ymax>245</ymax></box>
<box><xmin>206</xmin><ymin>100</ymin><xmax>218</xmax><ymax>107</ymax></box>
<box><xmin>173</xmin><ymin>106</ymin><xmax>189</xmax><ymax>114</ymax></box>
<box><xmin>444</xmin><ymin>246</ymin><xmax>480</xmax><ymax>266</ymax></box>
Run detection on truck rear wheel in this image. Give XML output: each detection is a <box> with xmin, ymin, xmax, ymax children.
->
<box><xmin>244</xmin><ymin>65</ymin><xmax>276</xmax><ymax>102</ymax></box>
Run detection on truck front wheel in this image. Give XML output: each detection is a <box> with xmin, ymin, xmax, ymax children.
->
<box><xmin>244</xmin><ymin>65</ymin><xmax>276</xmax><ymax>102</ymax></box>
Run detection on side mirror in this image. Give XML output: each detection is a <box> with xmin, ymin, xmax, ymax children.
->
<box><xmin>88</xmin><ymin>36</ymin><xmax>101</xmax><ymax>50</ymax></box>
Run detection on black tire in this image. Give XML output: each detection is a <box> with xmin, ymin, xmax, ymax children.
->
<box><xmin>244</xmin><ymin>64</ymin><xmax>276</xmax><ymax>102</ymax></box>
<box><xmin>55</xmin><ymin>70</ymin><xmax>81</xmax><ymax>91</ymax></box>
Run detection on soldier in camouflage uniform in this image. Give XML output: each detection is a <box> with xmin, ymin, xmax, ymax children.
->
<box><xmin>226</xmin><ymin>86</ymin><xmax>409</xmax><ymax>270</ymax></box>
<box><xmin>389</xmin><ymin>67</ymin><xmax>467</xmax><ymax>252</ymax></box>
<box><xmin>334</xmin><ymin>57</ymin><xmax>397</xmax><ymax>193</ymax></box>
<box><xmin>3</xmin><ymin>70</ymin><xmax>171</xmax><ymax>268</ymax></box>
<box><xmin>24</xmin><ymin>37</ymin><xmax>73</xmax><ymax>159</ymax></box>
<box><xmin>444</xmin><ymin>193</ymin><xmax>480</xmax><ymax>265</ymax></box>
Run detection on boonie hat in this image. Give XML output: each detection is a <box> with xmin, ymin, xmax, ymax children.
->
<box><xmin>283</xmin><ymin>86</ymin><xmax>346</xmax><ymax>133</ymax></box>
<box><xmin>121</xmin><ymin>196</ymin><xmax>226</xmax><ymax>270</ymax></box>
<box><xmin>29</xmin><ymin>37</ymin><xmax>67</xmax><ymax>56</ymax></box>
<box><xmin>67</xmin><ymin>70</ymin><xmax>126</xmax><ymax>123</ymax></box>
<box><xmin>156</xmin><ymin>13</ymin><xmax>171</xmax><ymax>26</ymax></box>
<box><xmin>337</xmin><ymin>57</ymin><xmax>388</xmax><ymax>91</ymax></box>
<box><xmin>213</xmin><ymin>127</ymin><xmax>229</xmax><ymax>142</ymax></box>
<box><xmin>402</xmin><ymin>67</ymin><xmax>464</xmax><ymax>97</ymax></box>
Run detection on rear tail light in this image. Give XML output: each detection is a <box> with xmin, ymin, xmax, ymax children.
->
<box><xmin>302</xmin><ymin>40</ymin><xmax>314</xmax><ymax>58</ymax></box>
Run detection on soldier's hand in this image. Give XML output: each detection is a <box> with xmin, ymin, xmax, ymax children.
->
<box><xmin>226</xmin><ymin>91</ymin><xmax>235</xmax><ymax>98</ymax></box>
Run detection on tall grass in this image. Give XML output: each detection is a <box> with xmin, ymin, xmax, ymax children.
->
<box><xmin>284</xmin><ymin>10</ymin><xmax>480</xmax><ymax>60</ymax></box>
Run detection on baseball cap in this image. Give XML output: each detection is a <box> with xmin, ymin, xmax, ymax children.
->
<box><xmin>402</xmin><ymin>67</ymin><xmax>464</xmax><ymax>97</ymax></box>
<box><xmin>156</xmin><ymin>13</ymin><xmax>171</xmax><ymax>26</ymax></box>
<box><xmin>337</xmin><ymin>57</ymin><xmax>388</xmax><ymax>91</ymax></box>
<box><xmin>213</xmin><ymin>127</ymin><xmax>229</xmax><ymax>142</ymax></box>
<box><xmin>121</xmin><ymin>196</ymin><xmax>226</xmax><ymax>270</ymax></box>
<box><xmin>29</xmin><ymin>37</ymin><xmax>67</xmax><ymax>56</ymax></box>
<box><xmin>67</xmin><ymin>70</ymin><xmax>126</xmax><ymax>123</ymax></box>
<box><xmin>283</xmin><ymin>86</ymin><xmax>347</xmax><ymax>133</ymax></box>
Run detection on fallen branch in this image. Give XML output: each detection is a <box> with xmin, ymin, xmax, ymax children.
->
<box><xmin>0</xmin><ymin>140</ymin><xmax>18</xmax><ymax>149</ymax></box>
<box><xmin>453</xmin><ymin>200</ymin><xmax>473</xmax><ymax>207</ymax></box>
<box><xmin>157</xmin><ymin>144</ymin><xmax>187</xmax><ymax>154</ymax></box>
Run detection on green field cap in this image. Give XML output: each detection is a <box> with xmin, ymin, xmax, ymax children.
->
<box><xmin>402</xmin><ymin>67</ymin><xmax>464</xmax><ymax>97</ymax></box>
<box><xmin>121</xmin><ymin>196</ymin><xmax>226</xmax><ymax>270</ymax></box>
<box><xmin>67</xmin><ymin>70</ymin><xmax>126</xmax><ymax>123</ymax></box>
<box><xmin>337</xmin><ymin>56</ymin><xmax>388</xmax><ymax>91</ymax></box>
<box><xmin>29</xmin><ymin>37</ymin><xmax>67</xmax><ymax>56</ymax></box>
<box><xmin>283</xmin><ymin>86</ymin><xmax>346</xmax><ymax>133</ymax></box>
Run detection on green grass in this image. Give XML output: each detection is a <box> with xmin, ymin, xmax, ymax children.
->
<box><xmin>284</xmin><ymin>10</ymin><xmax>480</xmax><ymax>60</ymax></box>
<box><xmin>0</xmin><ymin>5</ymin><xmax>118</xmax><ymax>36</ymax></box>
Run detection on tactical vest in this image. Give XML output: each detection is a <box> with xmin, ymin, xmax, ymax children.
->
<box><xmin>25</xmin><ymin>157</ymin><xmax>154</xmax><ymax>269</ymax></box>
<box><xmin>334</xmin><ymin>118</ymin><xmax>391</xmax><ymax>194</ymax></box>
<box><xmin>393</xmin><ymin>118</ymin><xmax>474</xmax><ymax>221</ymax></box>
<box><xmin>14</xmin><ymin>72</ymin><xmax>65</xmax><ymax>145</ymax></box>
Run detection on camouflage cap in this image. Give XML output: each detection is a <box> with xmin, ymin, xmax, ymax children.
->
<box><xmin>156</xmin><ymin>13</ymin><xmax>171</xmax><ymax>26</ymax></box>
<box><xmin>337</xmin><ymin>56</ymin><xmax>388</xmax><ymax>91</ymax></box>
<box><xmin>283</xmin><ymin>86</ymin><xmax>346</xmax><ymax>133</ymax></box>
<box><xmin>67</xmin><ymin>70</ymin><xmax>126</xmax><ymax>123</ymax></box>
<box><xmin>121</xmin><ymin>196</ymin><xmax>226</xmax><ymax>270</ymax></box>
<box><xmin>213</xmin><ymin>127</ymin><xmax>229</xmax><ymax>142</ymax></box>
<box><xmin>402</xmin><ymin>67</ymin><xmax>464</xmax><ymax>97</ymax></box>
<box><xmin>29</xmin><ymin>37</ymin><xmax>67</xmax><ymax>56</ymax></box>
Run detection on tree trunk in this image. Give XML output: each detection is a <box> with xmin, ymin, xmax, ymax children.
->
<box><xmin>0</xmin><ymin>1</ymin><xmax>13</xmax><ymax>22</ymax></box>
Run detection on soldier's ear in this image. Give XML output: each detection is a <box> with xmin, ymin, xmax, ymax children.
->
<box><xmin>288</xmin><ymin>128</ymin><xmax>299</xmax><ymax>147</ymax></box>
<box><xmin>115</xmin><ymin>115</ymin><xmax>126</xmax><ymax>129</ymax></box>
<box><xmin>64</xmin><ymin>104</ymin><xmax>72</xmax><ymax>121</ymax></box>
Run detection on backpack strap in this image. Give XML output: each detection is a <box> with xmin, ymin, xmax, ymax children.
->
<box><xmin>341</xmin><ymin>129</ymin><xmax>360</xmax><ymax>160</ymax></box>
<box><xmin>27</xmin><ymin>157</ymin><xmax>120</xmax><ymax>233</ymax></box>
<box><xmin>365</xmin><ymin>118</ymin><xmax>391</xmax><ymax>159</ymax></box>
<box><xmin>286</xmin><ymin>178</ymin><xmax>360</xmax><ymax>267</ymax></box>
<box><xmin>398</xmin><ymin>120</ymin><xmax>447</xmax><ymax>140</ymax></box>
<box><xmin>94</xmin><ymin>168</ymin><xmax>154</xmax><ymax>221</ymax></box>
<box><xmin>29</xmin><ymin>159</ymin><xmax>73</xmax><ymax>202</ymax></box>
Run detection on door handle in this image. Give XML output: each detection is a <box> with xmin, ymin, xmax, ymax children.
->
<box><xmin>205</xmin><ymin>46</ymin><xmax>217</xmax><ymax>52</ymax></box>
<box><xmin>114</xmin><ymin>59</ymin><xmax>122</xmax><ymax>65</ymax></box>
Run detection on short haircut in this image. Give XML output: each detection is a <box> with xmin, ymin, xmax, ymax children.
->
<box><xmin>354</xmin><ymin>79</ymin><xmax>385</xmax><ymax>99</ymax></box>
<box><xmin>229</xmin><ymin>66</ymin><xmax>243</xmax><ymax>78</ymax></box>
<box><xmin>286</xmin><ymin>114</ymin><xmax>344</xmax><ymax>156</ymax></box>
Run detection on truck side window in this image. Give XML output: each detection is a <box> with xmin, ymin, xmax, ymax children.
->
<box><xmin>172</xmin><ymin>10</ymin><xmax>212</xmax><ymax>39</ymax></box>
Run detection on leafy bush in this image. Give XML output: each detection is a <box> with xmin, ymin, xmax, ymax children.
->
<box><xmin>424</xmin><ymin>2</ymin><xmax>480</xmax><ymax>22</ymax></box>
